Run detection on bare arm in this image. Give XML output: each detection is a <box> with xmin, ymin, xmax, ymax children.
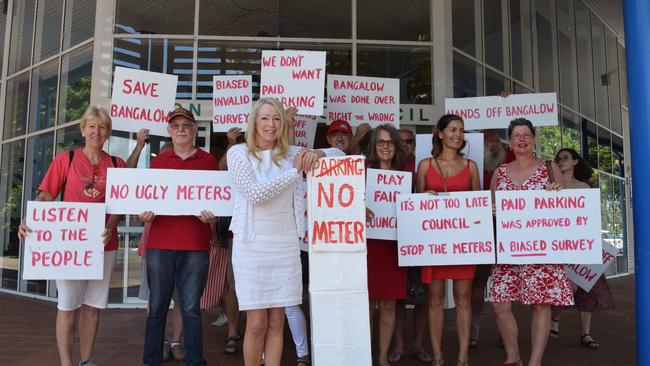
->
<box><xmin>416</xmin><ymin>159</ymin><xmax>429</xmax><ymax>193</ymax></box>
<box><xmin>469</xmin><ymin>160</ymin><xmax>481</xmax><ymax>191</ymax></box>
<box><xmin>218</xmin><ymin>127</ymin><xmax>243</xmax><ymax>170</ymax></box>
<box><xmin>125</xmin><ymin>129</ymin><xmax>150</xmax><ymax>168</ymax></box>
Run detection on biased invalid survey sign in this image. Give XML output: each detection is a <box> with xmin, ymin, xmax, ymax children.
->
<box><xmin>366</xmin><ymin>169</ymin><xmax>412</xmax><ymax>241</ymax></box>
<box><xmin>396</xmin><ymin>191</ymin><xmax>495</xmax><ymax>266</ymax></box>
<box><xmin>105</xmin><ymin>168</ymin><xmax>234</xmax><ymax>216</ymax></box>
<box><xmin>445</xmin><ymin>92</ymin><xmax>558</xmax><ymax>130</ymax></box>
<box><xmin>495</xmin><ymin>188</ymin><xmax>602</xmax><ymax>264</ymax></box>
<box><xmin>22</xmin><ymin>201</ymin><xmax>106</xmax><ymax>280</ymax></box>
<box><xmin>212</xmin><ymin>75</ymin><xmax>252</xmax><ymax>132</ymax></box>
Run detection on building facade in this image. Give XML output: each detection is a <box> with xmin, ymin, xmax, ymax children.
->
<box><xmin>0</xmin><ymin>0</ymin><xmax>631</xmax><ymax>306</ymax></box>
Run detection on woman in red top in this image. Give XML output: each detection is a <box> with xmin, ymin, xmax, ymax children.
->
<box><xmin>18</xmin><ymin>106</ymin><xmax>126</xmax><ymax>366</ymax></box>
<box><xmin>416</xmin><ymin>114</ymin><xmax>480</xmax><ymax>366</ymax></box>
<box><xmin>365</xmin><ymin>124</ymin><xmax>408</xmax><ymax>366</ymax></box>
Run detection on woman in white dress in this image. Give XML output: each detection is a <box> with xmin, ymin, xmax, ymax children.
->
<box><xmin>227</xmin><ymin>98</ymin><xmax>342</xmax><ymax>366</ymax></box>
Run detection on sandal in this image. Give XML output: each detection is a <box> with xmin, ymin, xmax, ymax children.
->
<box><xmin>414</xmin><ymin>351</ymin><xmax>432</xmax><ymax>362</ymax></box>
<box><xmin>297</xmin><ymin>354</ymin><xmax>311</xmax><ymax>365</ymax></box>
<box><xmin>503</xmin><ymin>360</ymin><xmax>522</xmax><ymax>366</ymax></box>
<box><xmin>388</xmin><ymin>351</ymin><xmax>404</xmax><ymax>363</ymax></box>
<box><xmin>549</xmin><ymin>318</ymin><xmax>560</xmax><ymax>339</ymax></box>
<box><xmin>581</xmin><ymin>333</ymin><xmax>600</xmax><ymax>349</ymax></box>
<box><xmin>469</xmin><ymin>323</ymin><xmax>479</xmax><ymax>348</ymax></box>
<box><xmin>432</xmin><ymin>359</ymin><xmax>444</xmax><ymax>366</ymax></box>
<box><xmin>457</xmin><ymin>361</ymin><xmax>469</xmax><ymax>366</ymax></box>
<box><xmin>223</xmin><ymin>335</ymin><xmax>241</xmax><ymax>355</ymax></box>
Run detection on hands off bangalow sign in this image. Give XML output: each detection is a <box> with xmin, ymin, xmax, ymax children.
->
<box><xmin>22</xmin><ymin>201</ymin><xmax>106</xmax><ymax>280</ymax></box>
<box><xmin>293</xmin><ymin>115</ymin><xmax>318</xmax><ymax>149</ymax></box>
<box><xmin>444</xmin><ymin>92</ymin><xmax>558</xmax><ymax>130</ymax></box>
<box><xmin>212</xmin><ymin>75</ymin><xmax>252</xmax><ymax>132</ymax></box>
<box><xmin>104</xmin><ymin>168</ymin><xmax>233</xmax><ymax>216</ymax></box>
<box><xmin>495</xmin><ymin>188</ymin><xmax>602</xmax><ymax>264</ymax></box>
<box><xmin>327</xmin><ymin>74</ymin><xmax>400</xmax><ymax>128</ymax></box>
<box><xmin>566</xmin><ymin>242</ymin><xmax>618</xmax><ymax>292</ymax></box>
<box><xmin>110</xmin><ymin>67</ymin><xmax>178</xmax><ymax>136</ymax></box>
<box><xmin>366</xmin><ymin>169</ymin><xmax>412</xmax><ymax>241</ymax></box>
<box><xmin>308</xmin><ymin>156</ymin><xmax>366</xmax><ymax>252</ymax></box>
<box><xmin>260</xmin><ymin>50</ymin><xmax>326</xmax><ymax>116</ymax></box>
<box><xmin>396</xmin><ymin>191</ymin><xmax>495</xmax><ymax>266</ymax></box>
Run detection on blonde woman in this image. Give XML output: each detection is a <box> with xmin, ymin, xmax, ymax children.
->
<box><xmin>227</xmin><ymin>98</ymin><xmax>343</xmax><ymax>366</ymax></box>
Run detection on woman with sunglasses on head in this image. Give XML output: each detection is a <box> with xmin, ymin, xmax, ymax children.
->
<box><xmin>18</xmin><ymin>106</ymin><xmax>127</xmax><ymax>366</ymax></box>
<box><xmin>416</xmin><ymin>114</ymin><xmax>480</xmax><ymax>366</ymax></box>
<box><xmin>549</xmin><ymin>148</ymin><xmax>614</xmax><ymax>349</ymax></box>
<box><xmin>365</xmin><ymin>123</ymin><xmax>409</xmax><ymax>366</ymax></box>
<box><xmin>489</xmin><ymin>118</ymin><xmax>573</xmax><ymax>366</ymax></box>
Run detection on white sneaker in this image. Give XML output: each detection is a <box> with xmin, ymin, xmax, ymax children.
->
<box><xmin>211</xmin><ymin>313</ymin><xmax>228</xmax><ymax>326</ymax></box>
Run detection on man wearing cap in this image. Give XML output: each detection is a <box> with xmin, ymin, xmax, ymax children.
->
<box><xmin>326</xmin><ymin>120</ymin><xmax>370</xmax><ymax>154</ymax></box>
<box><xmin>139</xmin><ymin>108</ymin><xmax>217</xmax><ymax>366</ymax></box>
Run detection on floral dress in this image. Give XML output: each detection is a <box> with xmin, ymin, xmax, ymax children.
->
<box><xmin>490</xmin><ymin>162</ymin><xmax>574</xmax><ymax>306</ymax></box>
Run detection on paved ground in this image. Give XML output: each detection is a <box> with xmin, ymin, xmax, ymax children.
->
<box><xmin>0</xmin><ymin>275</ymin><xmax>636</xmax><ymax>366</ymax></box>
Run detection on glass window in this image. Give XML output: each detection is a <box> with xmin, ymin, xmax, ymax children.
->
<box><xmin>453</xmin><ymin>0</ymin><xmax>477</xmax><ymax>56</ymax></box>
<box><xmin>126</xmin><ymin>232</ymin><xmax>143</xmax><ymax>298</ymax></box>
<box><xmin>618</xmin><ymin>44</ymin><xmax>628</xmax><ymax>108</ymax></box>
<box><xmin>199</xmin><ymin>0</ymin><xmax>276</xmax><ymax>37</ymax></box>
<box><xmin>357</xmin><ymin>45</ymin><xmax>432</xmax><ymax>104</ymax></box>
<box><xmin>535</xmin><ymin>0</ymin><xmax>556</xmax><ymax>92</ymax></box>
<box><xmin>0</xmin><ymin>6</ymin><xmax>8</xmax><ymax>75</ymax></box>
<box><xmin>453</xmin><ymin>51</ymin><xmax>481</xmax><ymax>98</ymax></box>
<box><xmin>556</xmin><ymin>0</ymin><xmax>578</xmax><ymax>109</ymax></box>
<box><xmin>358</xmin><ymin>0</ymin><xmax>429</xmax><ymax>41</ymax></box>
<box><xmin>582</xmin><ymin>119</ymin><xmax>597</xmax><ymax>168</ymax></box>
<box><xmin>63</xmin><ymin>0</ymin><xmax>95</xmax><ymax>49</ymax></box>
<box><xmin>485</xmin><ymin>68</ymin><xmax>508</xmax><ymax>96</ymax></box>
<box><xmin>483</xmin><ymin>0</ymin><xmax>504</xmax><ymax>71</ymax></box>
<box><xmin>8</xmin><ymin>0</ymin><xmax>36</xmax><ymax>74</ymax></box>
<box><xmin>56</xmin><ymin>124</ymin><xmax>84</xmax><ymax>153</ymax></box>
<box><xmin>59</xmin><ymin>45</ymin><xmax>93</xmax><ymax>123</ymax></box>
<box><xmin>34</xmin><ymin>0</ymin><xmax>63</xmax><ymax>63</ymax></box>
<box><xmin>513</xmin><ymin>82</ymin><xmax>532</xmax><ymax>94</ymax></box>
<box><xmin>575</xmin><ymin>0</ymin><xmax>594</xmax><ymax>120</ymax></box>
<box><xmin>606</xmin><ymin>32</ymin><xmax>622</xmax><ymax>134</ymax></box>
<box><xmin>540</xmin><ymin>125</ymin><xmax>561</xmax><ymax>159</ymax></box>
<box><xmin>612</xmin><ymin>134</ymin><xmax>624</xmax><ymax>178</ymax></box>
<box><xmin>4</xmin><ymin>72</ymin><xmax>30</xmax><ymax>139</ymax></box>
<box><xmin>561</xmin><ymin>110</ymin><xmax>581</xmax><ymax>153</ymax></box>
<box><xmin>597</xmin><ymin>127</ymin><xmax>612</xmax><ymax>174</ymax></box>
<box><xmin>613</xmin><ymin>177</ymin><xmax>627</xmax><ymax>273</ymax></box>
<box><xmin>510</xmin><ymin>0</ymin><xmax>533</xmax><ymax>85</ymax></box>
<box><xmin>0</xmin><ymin>140</ymin><xmax>26</xmax><ymax>291</ymax></box>
<box><xmin>592</xmin><ymin>17</ymin><xmax>609</xmax><ymax>128</ymax></box>
<box><xmin>113</xmin><ymin>38</ymin><xmax>193</xmax><ymax>99</ymax></box>
<box><xmin>115</xmin><ymin>0</ymin><xmax>194</xmax><ymax>35</ymax></box>
<box><xmin>599</xmin><ymin>172</ymin><xmax>613</xmax><ymax>251</ymax></box>
<box><xmin>29</xmin><ymin>60</ymin><xmax>59</xmax><ymax>132</ymax></box>
<box><xmin>109</xmin><ymin>241</ymin><xmax>125</xmax><ymax>303</ymax></box>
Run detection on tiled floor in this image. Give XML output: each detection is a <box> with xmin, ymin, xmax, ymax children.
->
<box><xmin>0</xmin><ymin>275</ymin><xmax>636</xmax><ymax>365</ymax></box>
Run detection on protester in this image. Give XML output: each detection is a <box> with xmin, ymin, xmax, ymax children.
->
<box><xmin>227</xmin><ymin>98</ymin><xmax>342</xmax><ymax>366</ymax></box>
<box><xmin>326</xmin><ymin>119</ymin><xmax>370</xmax><ymax>154</ymax></box>
<box><xmin>489</xmin><ymin>118</ymin><xmax>573</xmax><ymax>366</ymax></box>
<box><xmin>139</xmin><ymin>107</ymin><xmax>218</xmax><ymax>366</ymax></box>
<box><xmin>18</xmin><ymin>106</ymin><xmax>126</xmax><ymax>366</ymax></box>
<box><xmin>416</xmin><ymin>114</ymin><xmax>480</xmax><ymax>366</ymax></box>
<box><xmin>388</xmin><ymin>128</ymin><xmax>431</xmax><ymax>364</ymax></box>
<box><xmin>550</xmin><ymin>148</ymin><xmax>614</xmax><ymax>349</ymax></box>
<box><xmin>365</xmin><ymin>123</ymin><xmax>408</xmax><ymax>366</ymax></box>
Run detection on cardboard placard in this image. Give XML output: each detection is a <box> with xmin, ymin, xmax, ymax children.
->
<box><xmin>366</xmin><ymin>169</ymin><xmax>412</xmax><ymax>240</ymax></box>
<box><xmin>293</xmin><ymin>114</ymin><xmax>318</xmax><ymax>149</ymax></box>
<box><xmin>445</xmin><ymin>93</ymin><xmax>558</xmax><ymax>130</ymax></box>
<box><xmin>566</xmin><ymin>242</ymin><xmax>618</xmax><ymax>292</ymax></box>
<box><xmin>105</xmin><ymin>168</ymin><xmax>233</xmax><ymax>216</ymax></box>
<box><xmin>22</xmin><ymin>201</ymin><xmax>106</xmax><ymax>280</ymax></box>
<box><xmin>110</xmin><ymin>67</ymin><xmax>178</xmax><ymax>136</ymax></box>
<box><xmin>495</xmin><ymin>189</ymin><xmax>602</xmax><ymax>264</ymax></box>
<box><xmin>212</xmin><ymin>75</ymin><xmax>252</xmax><ymax>132</ymax></box>
<box><xmin>415</xmin><ymin>133</ymin><xmax>484</xmax><ymax>187</ymax></box>
<box><xmin>326</xmin><ymin>74</ymin><xmax>400</xmax><ymax>128</ymax></box>
<box><xmin>260</xmin><ymin>50</ymin><xmax>326</xmax><ymax>115</ymax></box>
<box><xmin>308</xmin><ymin>156</ymin><xmax>366</xmax><ymax>252</ymax></box>
<box><xmin>396</xmin><ymin>191</ymin><xmax>495</xmax><ymax>266</ymax></box>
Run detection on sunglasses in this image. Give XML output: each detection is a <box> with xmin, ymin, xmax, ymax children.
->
<box><xmin>404</xmin><ymin>138</ymin><xmax>415</xmax><ymax>144</ymax></box>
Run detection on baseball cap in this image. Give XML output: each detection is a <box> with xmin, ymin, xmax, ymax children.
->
<box><xmin>328</xmin><ymin>119</ymin><xmax>352</xmax><ymax>134</ymax></box>
<box><xmin>167</xmin><ymin>107</ymin><xmax>196</xmax><ymax>123</ymax></box>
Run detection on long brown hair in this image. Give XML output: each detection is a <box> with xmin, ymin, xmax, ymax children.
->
<box><xmin>431</xmin><ymin>114</ymin><xmax>466</xmax><ymax>158</ymax></box>
<box><xmin>365</xmin><ymin>124</ymin><xmax>406</xmax><ymax>170</ymax></box>
<box><xmin>555</xmin><ymin>148</ymin><xmax>593</xmax><ymax>184</ymax></box>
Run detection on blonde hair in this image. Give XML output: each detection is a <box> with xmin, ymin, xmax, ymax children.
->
<box><xmin>80</xmin><ymin>105</ymin><xmax>112</xmax><ymax>132</ymax></box>
<box><xmin>245</xmin><ymin>98</ymin><xmax>290</xmax><ymax>165</ymax></box>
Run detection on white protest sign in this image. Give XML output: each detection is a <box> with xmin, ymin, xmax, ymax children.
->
<box><xmin>308</xmin><ymin>156</ymin><xmax>366</xmax><ymax>252</ymax></box>
<box><xmin>327</xmin><ymin>74</ymin><xmax>400</xmax><ymax>128</ymax></box>
<box><xmin>260</xmin><ymin>50</ymin><xmax>326</xmax><ymax>115</ymax></box>
<box><xmin>110</xmin><ymin>67</ymin><xmax>178</xmax><ymax>136</ymax></box>
<box><xmin>396</xmin><ymin>191</ymin><xmax>495</xmax><ymax>266</ymax></box>
<box><xmin>366</xmin><ymin>169</ymin><xmax>412</xmax><ymax>240</ymax></box>
<box><xmin>22</xmin><ymin>201</ymin><xmax>105</xmax><ymax>280</ymax></box>
<box><xmin>445</xmin><ymin>93</ymin><xmax>558</xmax><ymax>130</ymax></box>
<box><xmin>105</xmin><ymin>168</ymin><xmax>233</xmax><ymax>216</ymax></box>
<box><xmin>495</xmin><ymin>188</ymin><xmax>602</xmax><ymax>264</ymax></box>
<box><xmin>415</xmin><ymin>133</ymin><xmax>484</xmax><ymax>187</ymax></box>
<box><xmin>293</xmin><ymin>114</ymin><xmax>318</xmax><ymax>149</ymax></box>
<box><xmin>566</xmin><ymin>242</ymin><xmax>618</xmax><ymax>292</ymax></box>
<box><xmin>212</xmin><ymin>75</ymin><xmax>252</xmax><ymax>132</ymax></box>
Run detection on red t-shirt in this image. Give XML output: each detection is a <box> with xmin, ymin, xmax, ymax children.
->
<box><xmin>404</xmin><ymin>155</ymin><xmax>416</xmax><ymax>175</ymax></box>
<box><xmin>38</xmin><ymin>148</ymin><xmax>127</xmax><ymax>251</ymax></box>
<box><xmin>146</xmin><ymin>148</ymin><xmax>218</xmax><ymax>251</ymax></box>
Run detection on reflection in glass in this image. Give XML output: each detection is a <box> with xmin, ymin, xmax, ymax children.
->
<box><xmin>0</xmin><ymin>10</ymin><xmax>7</xmax><ymax>75</ymax></box>
<box><xmin>599</xmin><ymin>173</ymin><xmax>614</xmax><ymax>262</ymax></box>
<box><xmin>618</xmin><ymin>44</ymin><xmax>628</xmax><ymax>108</ymax></box>
<box><xmin>597</xmin><ymin>127</ymin><xmax>612</xmax><ymax>174</ymax></box>
<box><xmin>0</xmin><ymin>140</ymin><xmax>26</xmax><ymax>291</ymax></box>
<box><xmin>561</xmin><ymin>111</ymin><xmax>581</xmax><ymax>153</ymax></box>
<box><xmin>357</xmin><ymin>46</ymin><xmax>432</xmax><ymax>104</ymax></box>
<box><xmin>34</xmin><ymin>0</ymin><xmax>62</xmax><ymax>63</ymax></box>
<box><xmin>606</xmin><ymin>32</ymin><xmax>622</xmax><ymax>134</ymax></box>
<box><xmin>483</xmin><ymin>0</ymin><xmax>503</xmax><ymax>70</ymax></box>
<box><xmin>56</xmin><ymin>124</ymin><xmax>84</xmax><ymax>154</ymax></box>
<box><xmin>575</xmin><ymin>0</ymin><xmax>595</xmax><ymax>119</ymax></box>
<box><xmin>485</xmin><ymin>69</ymin><xmax>507</xmax><ymax>96</ymax></box>
<box><xmin>582</xmin><ymin>119</ymin><xmax>598</xmax><ymax>169</ymax></box>
<box><xmin>510</xmin><ymin>0</ymin><xmax>533</xmax><ymax>85</ymax></box>
<box><xmin>115</xmin><ymin>0</ymin><xmax>193</xmax><ymax>35</ymax></box>
<box><xmin>612</xmin><ymin>135</ymin><xmax>624</xmax><ymax>178</ymax></box>
<box><xmin>358</xmin><ymin>0</ymin><xmax>429</xmax><ymax>41</ymax></box>
<box><xmin>109</xmin><ymin>242</ymin><xmax>125</xmax><ymax>304</ymax></box>
<box><xmin>63</xmin><ymin>0</ymin><xmax>95</xmax><ymax>49</ymax></box>
<box><xmin>4</xmin><ymin>72</ymin><xmax>30</xmax><ymax>139</ymax></box>
<box><xmin>453</xmin><ymin>0</ymin><xmax>477</xmax><ymax>56</ymax></box>
<box><xmin>59</xmin><ymin>45</ymin><xmax>93</xmax><ymax>124</ymax></box>
<box><xmin>556</xmin><ymin>0</ymin><xmax>578</xmax><ymax>109</ymax></box>
<box><xmin>535</xmin><ymin>0</ymin><xmax>556</xmax><ymax>92</ymax></box>
<box><xmin>127</xmin><ymin>232</ymin><xmax>144</xmax><ymax>298</ymax></box>
<box><xmin>614</xmin><ymin>178</ymin><xmax>627</xmax><ymax>273</ymax></box>
<box><xmin>540</xmin><ymin>125</ymin><xmax>561</xmax><ymax>159</ymax></box>
<box><xmin>453</xmin><ymin>52</ymin><xmax>481</xmax><ymax>98</ymax></box>
<box><xmin>114</xmin><ymin>38</ymin><xmax>193</xmax><ymax>99</ymax></box>
<box><xmin>592</xmin><ymin>18</ymin><xmax>609</xmax><ymax>128</ymax></box>
<box><xmin>8</xmin><ymin>0</ymin><xmax>35</xmax><ymax>74</ymax></box>
<box><xmin>29</xmin><ymin>60</ymin><xmax>59</xmax><ymax>132</ymax></box>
